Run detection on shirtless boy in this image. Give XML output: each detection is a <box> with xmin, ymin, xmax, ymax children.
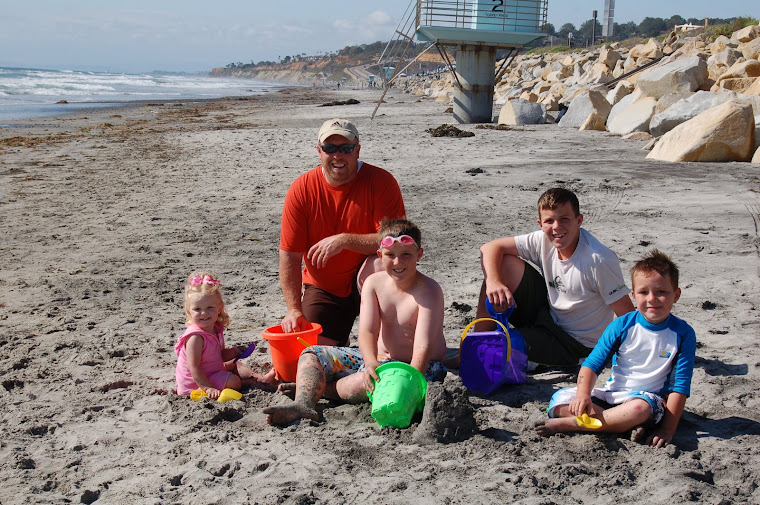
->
<box><xmin>264</xmin><ymin>219</ymin><xmax>447</xmax><ymax>426</ymax></box>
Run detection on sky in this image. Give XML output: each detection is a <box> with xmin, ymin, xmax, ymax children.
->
<box><xmin>1</xmin><ymin>1</ymin><xmax>756</xmax><ymax>74</ymax></box>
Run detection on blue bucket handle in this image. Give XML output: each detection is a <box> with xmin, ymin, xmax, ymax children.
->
<box><xmin>485</xmin><ymin>299</ymin><xmax>514</xmax><ymax>330</ymax></box>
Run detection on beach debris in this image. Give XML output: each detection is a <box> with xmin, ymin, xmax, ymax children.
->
<box><xmin>426</xmin><ymin>124</ymin><xmax>474</xmax><ymax>138</ymax></box>
<box><xmin>451</xmin><ymin>301</ymin><xmax>472</xmax><ymax>312</ymax></box>
<box><xmin>475</xmin><ymin>124</ymin><xmax>514</xmax><ymax>131</ymax></box>
<box><xmin>466</xmin><ymin>168</ymin><xmax>485</xmax><ymax>175</ymax></box>
<box><xmin>80</xmin><ymin>489</ymin><xmax>100</xmax><ymax>505</ymax></box>
<box><xmin>319</xmin><ymin>98</ymin><xmax>360</xmax><ymax>107</ymax></box>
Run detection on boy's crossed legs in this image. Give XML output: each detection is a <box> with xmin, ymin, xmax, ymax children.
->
<box><xmin>535</xmin><ymin>387</ymin><xmax>665</xmax><ymax>437</ymax></box>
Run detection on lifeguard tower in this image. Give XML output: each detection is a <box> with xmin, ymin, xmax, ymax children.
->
<box><xmin>374</xmin><ymin>0</ymin><xmax>548</xmax><ymax>123</ymax></box>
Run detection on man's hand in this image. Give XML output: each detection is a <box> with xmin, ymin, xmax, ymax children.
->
<box><xmin>281</xmin><ymin>310</ymin><xmax>308</xmax><ymax>333</ymax></box>
<box><xmin>485</xmin><ymin>279</ymin><xmax>515</xmax><ymax>311</ymax></box>
<box><xmin>306</xmin><ymin>234</ymin><xmax>345</xmax><ymax>268</ymax></box>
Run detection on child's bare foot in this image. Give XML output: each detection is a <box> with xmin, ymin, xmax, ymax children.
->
<box><xmin>534</xmin><ymin>419</ymin><xmax>559</xmax><ymax>437</ymax></box>
<box><xmin>257</xmin><ymin>368</ymin><xmax>280</xmax><ymax>385</ymax></box>
<box><xmin>631</xmin><ymin>425</ymin><xmax>647</xmax><ymax>442</ymax></box>
<box><xmin>277</xmin><ymin>382</ymin><xmax>297</xmax><ymax>400</ymax></box>
<box><xmin>534</xmin><ymin>417</ymin><xmax>579</xmax><ymax>437</ymax></box>
<box><xmin>263</xmin><ymin>402</ymin><xmax>318</xmax><ymax>426</ymax></box>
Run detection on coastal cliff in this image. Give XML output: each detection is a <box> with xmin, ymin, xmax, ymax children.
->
<box><xmin>210</xmin><ymin>54</ymin><xmax>366</xmax><ymax>85</ymax></box>
<box><xmin>210</xmin><ymin>65</ymin><xmax>318</xmax><ymax>84</ymax></box>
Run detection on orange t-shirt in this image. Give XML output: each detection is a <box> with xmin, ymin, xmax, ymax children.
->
<box><xmin>280</xmin><ymin>163</ymin><xmax>405</xmax><ymax>297</ymax></box>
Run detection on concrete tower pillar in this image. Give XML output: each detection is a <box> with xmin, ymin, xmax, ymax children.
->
<box><xmin>453</xmin><ymin>44</ymin><xmax>496</xmax><ymax>124</ymax></box>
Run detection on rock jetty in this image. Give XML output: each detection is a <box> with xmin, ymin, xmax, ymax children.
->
<box><xmin>405</xmin><ymin>23</ymin><xmax>760</xmax><ymax>163</ymax></box>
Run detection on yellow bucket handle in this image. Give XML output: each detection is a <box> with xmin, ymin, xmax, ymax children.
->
<box><xmin>460</xmin><ymin>317</ymin><xmax>512</xmax><ymax>363</ymax></box>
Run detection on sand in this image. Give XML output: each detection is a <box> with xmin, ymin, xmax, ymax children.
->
<box><xmin>1</xmin><ymin>87</ymin><xmax>759</xmax><ymax>504</ymax></box>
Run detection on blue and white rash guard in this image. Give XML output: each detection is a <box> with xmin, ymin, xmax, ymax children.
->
<box><xmin>582</xmin><ymin>310</ymin><xmax>697</xmax><ymax>403</ymax></box>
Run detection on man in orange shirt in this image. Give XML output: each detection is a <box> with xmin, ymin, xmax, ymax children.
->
<box><xmin>279</xmin><ymin>118</ymin><xmax>406</xmax><ymax>346</ymax></box>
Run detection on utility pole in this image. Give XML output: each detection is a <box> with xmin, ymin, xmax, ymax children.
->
<box><xmin>592</xmin><ymin>10</ymin><xmax>597</xmax><ymax>45</ymax></box>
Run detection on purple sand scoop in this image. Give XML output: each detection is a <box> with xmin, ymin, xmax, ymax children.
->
<box><xmin>233</xmin><ymin>342</ymin><xmax>256</xmax><ymax>362</ymax></box>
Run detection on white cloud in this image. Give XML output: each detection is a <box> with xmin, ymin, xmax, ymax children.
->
<box><xmin>332</xmin><ymin>19</ymin><xmax>354</xmax><ymax>31</ymax></box>
<box><xmin>366</xmin><ymin>10</ymin><xmax>392</xmax><ymax>25</ymax></box>
<box><xmin>282</xmin><ymin>24</ymin><xmax>312</xmax><ymax>34</ymax></box>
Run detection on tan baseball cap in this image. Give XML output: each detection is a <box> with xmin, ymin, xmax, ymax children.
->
<box><xmin>318</xmin><ymin>118</ymin><xmax>359</xmax><ymax>144</ymax></box>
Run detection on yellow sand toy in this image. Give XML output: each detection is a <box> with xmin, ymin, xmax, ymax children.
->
<box><xmin>190</xmin><ymin>388</ymin><xmax>242</xmax><ymax>402</ymax></box>
<box><xmin>576</xmin><ymin>413</ymin><xmax>603</xmax><ymax>429</ymax></box>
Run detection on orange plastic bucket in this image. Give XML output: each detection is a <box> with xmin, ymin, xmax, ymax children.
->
<box><xmin>261</xmin><ymin>323</ymin><xmax>322</xmax><ymax>382</ymax></box>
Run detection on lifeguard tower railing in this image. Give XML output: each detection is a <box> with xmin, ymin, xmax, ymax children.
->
<box><xmin>416</xmin><ymin>0</ymin><xmax>547</xmax><ymax>46</ymax></box>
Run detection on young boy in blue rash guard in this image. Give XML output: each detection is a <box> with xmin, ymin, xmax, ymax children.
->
<box><xmin>535</xmin><ymin>250</ymin><xmax>696</xmax><ymax>448</ymax></box>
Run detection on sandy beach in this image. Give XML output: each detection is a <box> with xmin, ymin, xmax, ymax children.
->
<box><xmin>1</xmin><ymin>86</ymin><xmax>759</xmax><ymax>504</ymax></box>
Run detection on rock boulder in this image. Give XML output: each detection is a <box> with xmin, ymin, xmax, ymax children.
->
<box><xmin>558</xmin><ymin>89</ymin><xmax>611</xmax><ymax>128</ymax></box>
<box><xmin>637</xmin><ymin>56</ymin><xmax>707</xmax><ymax>99</ymax></box>
<box><xmin>607</xmin><ymin>97</ymin><xmax>658</xmax><ymax>135</ymax></box>
<box><xmin>647</xmin><ymin>101</ymin><xmax>756</xmax><ymax>162</ymax></box>
<box><xmin>498</xmin><ymin>99</ymin><xmax>547</xmax><ymax>125</ymax></box>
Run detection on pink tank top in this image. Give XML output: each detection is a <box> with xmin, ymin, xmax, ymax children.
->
<box><xmin>174</xmin><ymin>324</ymin><xmax>226</xmax><ymax>395</ymax></box>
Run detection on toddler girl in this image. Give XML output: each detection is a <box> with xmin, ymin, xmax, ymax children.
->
<box><xmin>174</xmin><ymin>271</ymin><xmax>255</xmax><ymax>398</ymax></box>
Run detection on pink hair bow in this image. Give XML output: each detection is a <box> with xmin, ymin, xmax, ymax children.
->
<box><xmin>190</xmin><ymin>274</ymin><xmax>221</xmax><ymax>286</ymax></box>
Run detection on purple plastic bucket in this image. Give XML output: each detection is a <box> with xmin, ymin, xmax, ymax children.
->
<box><xmin>459</xmin><ymin>317</ymin><xmax>527</xmax><ymax>394</ymax></box>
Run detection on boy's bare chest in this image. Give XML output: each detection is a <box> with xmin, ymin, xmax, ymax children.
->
<box><xmin>379</xmin><ymin>294</ymin><xmax>419</xmax><ymax>329</ymax></box>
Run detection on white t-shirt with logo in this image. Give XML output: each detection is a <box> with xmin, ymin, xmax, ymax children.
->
<box><xmin>514</xmin><ymin>228</ymin><xmax>630</xmax><ymax>348</ymax></box>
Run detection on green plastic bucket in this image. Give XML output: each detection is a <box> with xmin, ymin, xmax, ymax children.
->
<box><xmin>367</xmin><ymin>361</ymin><xmax>427</xmax><ymax>428</ymax></box>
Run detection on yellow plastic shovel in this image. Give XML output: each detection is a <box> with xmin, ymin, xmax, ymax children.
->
<box><xmin>576</xmin><ymin>413</ymin><xmax>603</xmax><ymax>429</ymax></box>
<box><xmin>189</xmin><ymin>388</ymin><xmax>242</xmax><ymax>402</ymax></box>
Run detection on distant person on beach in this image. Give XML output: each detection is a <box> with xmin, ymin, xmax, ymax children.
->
<box><xmin>174</xmin><ymin>272</ymin><xmax>259</xmax><ymax>398</ymax></box>
<box><xmin>535</xmin><ymin>250</ymin><xmax>696</xmax><ymax>448</ymax></box>
<box><xmin>476</xmin><ymin>187</ymin><xmax>634</xmax><ymax>366</ymax></box>
<box><xmin>264</xmin><ymin>219</ymin><xmax>447</xmax><ymax>425</ymax></box>
<box><xmin>278</xmin><ymin>118</ymin><xmax>405</xmax><ymax>348</ymax></box>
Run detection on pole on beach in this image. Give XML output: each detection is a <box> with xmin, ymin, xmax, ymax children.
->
<box><xmin>452</xmin><ymin>45</ymin><xmax>497</xmax><ymax>124</ymax></box>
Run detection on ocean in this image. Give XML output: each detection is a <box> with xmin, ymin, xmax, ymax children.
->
<box><xmin>0</xmin><ymin>67</ymin><xmax>285</xmax><ymax>124</ymax></box>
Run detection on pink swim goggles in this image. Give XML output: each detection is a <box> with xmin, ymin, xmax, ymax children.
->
<box><xmin>380</xmin><ymin>235</ymin><xmax>419</xmax><ymax>249</ymax></box>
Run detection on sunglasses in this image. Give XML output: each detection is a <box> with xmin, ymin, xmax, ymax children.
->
<box><xmin>380</xmin><ymin>235</ymin><xmax>419</xmax><ymax>248</ymax></box>
<box><xmin>320</xmin><ymin>143</ymin><xmax>359</xmax><ymax>154</ymax></box>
